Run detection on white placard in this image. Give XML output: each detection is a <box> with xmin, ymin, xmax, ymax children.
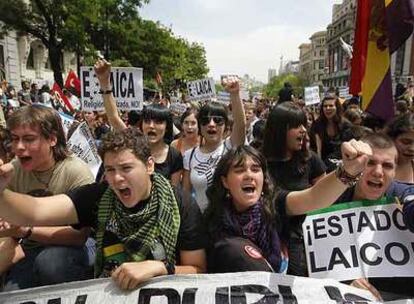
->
<box><xmin>58</xmin><ymin>112</ymin><xmax>75</xmax><ymax>136</ymax></box>
<box><xmin>80</xmin><ymin>66</ymin><xmax>143</xmax><ymax>111</ymax></box>
<box><xmin>304</xmin><ymin>86</ymin><xmax>321</xmax><ymax>105</ymax></box>
<box><xmin>216</xmin><ymin>91</ymin><xmax>231</xmax><ymax>105</ymax></box>
<box><xmin>169</xmin><ymin>102</ymin><xmax>188</xmax><ymax>115</ymax></box>
<box><xmin>0</xmin><ymin>272</ymin><xmax>377</xmax><ymax>304</ymax></box>
<box><xmin>67</xmin><ymin>122</ymin><xmax>102</xmax><ymax>178</ymax></box>
<box><xmin>186</xmin><ymin>77</ymin><xmax>216</xmax><ymax>101</ymax></box>
<box><xmin>338</xmin><ymin>86</ymin><xmax>352</xmax><ymax>100</ymax></box>
<box><xmin>303</xmin><ymin>198</ymin><xmax>414</xmax><ymax>281</ymax></box>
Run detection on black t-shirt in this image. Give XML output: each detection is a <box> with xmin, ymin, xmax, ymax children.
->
<box><xmin>268</xmin><ymin>152</ymin><xmax>326</xmax><ymax>239</ymax></box>
<box><xmin>267</xmin><ymin>152</ymin><xmax>326</xmax><ymax>191</ymax></box>
<box><xmin>155</xmin><ymin>146</ymin><xmax>183</xmax><ymax>180</ymax></box>
<box><xmin>68</xmin><ymin>182</ymin><xmax>206</xmax><ymax>259</ymax></box>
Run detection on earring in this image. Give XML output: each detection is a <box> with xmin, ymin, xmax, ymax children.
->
<box><xmin>225</xmin><ymin>190</ymin><xmax>232</xmax><ymax>200</ymax></box>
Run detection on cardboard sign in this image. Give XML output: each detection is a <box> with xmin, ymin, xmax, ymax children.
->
<box><xmin>80</xmin><ymin>66</ymin><xmax>143</xmax><ymax>111</ymax></box>
<box><xmin>303</xmin><ymin>197</ymin><xmax>414</xmax><ymax>281</ymax></box>
<box><xmin>187</xmin><ymin>78</ymin><xmax>216</xmax><ymax>101</ymax></box>
<box><xmin>67</xmin><ymin>122</ymin><xmax>102</xmax><ymax>178</ymax></box>
<box><xmin>0</xmin><ymin>272</ymin><xmax>377</xmax><ymax>304</ymax></box>
<box><xmin>304</xmin><ymin>86</ymin><xmax>320</xmax><ymax>105</ymax></box>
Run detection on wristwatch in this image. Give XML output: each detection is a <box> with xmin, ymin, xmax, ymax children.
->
<box><xmin>335</xmin><ymin>161</ymin><xmax>363</xmax><ymax>187</ymax></box>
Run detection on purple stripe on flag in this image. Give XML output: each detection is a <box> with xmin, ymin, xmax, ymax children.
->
<box><xmin>366</xmin><ymin>69</ymin><xmax>395</xmax><ymax>121</ymax></box>
<box><xmin>386</xmin><ymin>0</ymin><xmax>414</xmax><ymax>53</ymax></box>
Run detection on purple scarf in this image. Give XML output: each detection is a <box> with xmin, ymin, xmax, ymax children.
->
<box><xmin>220</xmin><ymin>202</ymin><xmax>281</xmax><ymax>272</ymax></box>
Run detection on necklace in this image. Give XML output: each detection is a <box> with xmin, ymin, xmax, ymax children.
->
<box><xmin>32</xmin><ymin>162</ymin><xmax>58</xmax><ymax>190</ymax></box>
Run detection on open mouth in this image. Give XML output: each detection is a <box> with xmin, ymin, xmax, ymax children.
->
<box><xmin>367</xmin><ymin>181</ymin><xmax>383</xmax><ymax>189</ymax></box>
<box><xmin>241</xmin><ymin>185</ymin><xmax>256</xmax><ymax>194</ymax></box>
<box><xmin>117</xmin><ymin>187</ymin><xmax>132</xmax><ymax>199</ymax></box>
<box><xmin>207</xmin><ymin>130</ymin><xmax>217</xmax><ymax>135</ymax></box>
<box><xmin>147</xmin><ymin>131</ymin><xmax>157</xmax><ymax>137</ymax></box>
<box><xmin>19</xmin><ymin>156</ymin><xmax>32</xmax><ymax>165</ymax></box>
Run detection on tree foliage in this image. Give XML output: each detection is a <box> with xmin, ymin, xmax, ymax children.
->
<box><xmin>263</xmin><ymin>73</ymin><xmax>307</xmax><ymax>99</ymax></box>
<box><xmin>0</xmin><ymin>0</ymin><xmax>209</xmax><ymax>94</ymax></box>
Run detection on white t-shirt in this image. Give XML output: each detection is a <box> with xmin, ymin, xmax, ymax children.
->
<box><xmin>183</xmin><ymin>138</ymin><xmax>232</xmax><ymax>212</ymax></box>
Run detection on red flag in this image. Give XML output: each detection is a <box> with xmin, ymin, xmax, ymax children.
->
<box><xmin>349</xmin><ymin>0</ymin><xmax>371</xmax><ymax>96</ymax></box>
<box><xmin>52</xmin><ymin>83</ymin><xmax>74</xmax><ymax>112</ymax></box>
<box><xmin>64</xmin><ymin>70</ymin><xmax>81</xmax><ymax>96</ymax></box>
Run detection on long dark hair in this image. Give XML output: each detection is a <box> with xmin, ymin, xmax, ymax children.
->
<box><xmin>141</xmin><ymin>103</ymin><xmax>174</xmax><ymax>144</ymax></box>
<box><xmin>316</xmin><ymin>96</ymin><xmax>344</xmax><ymax>126</ymax></box>
<box><xmin>204</xmin><ymin>146</ymin><xmax>278</xmax><ymax>239</ymax></box>
<box><xmin>262</xmin><ymin>102</ymin><xmax>310</xmax><ymax>171</ymax></box>
<box><xmin>197</xmin><ymin>102</ymin><xmax>229</xmax><ymax>135</ymax></box>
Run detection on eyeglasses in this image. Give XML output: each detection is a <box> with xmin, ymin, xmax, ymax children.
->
<box><xmin>199</xmin><ymin>115</ymin><xmax>226</xmax><ymax>126</ymax></box>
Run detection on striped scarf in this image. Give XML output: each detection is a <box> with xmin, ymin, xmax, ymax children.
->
<box><xmin>94</xmin><ymin>173</ymin><xmax>180</xmax><ymax>277</ymax></box>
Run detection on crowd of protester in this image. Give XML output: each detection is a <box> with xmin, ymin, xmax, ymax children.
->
<box><xmin>0</xmin><ymin>60</ymin><xmax>414</xmax><ymax>301</ymax></box>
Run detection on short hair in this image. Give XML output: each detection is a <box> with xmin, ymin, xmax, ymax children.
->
<box><xmin>99</xmin><ymin>128</ymin><xmax>151</xmax><ymax>164</ymax></box>
<box><xmin>7</xmin><ymin>105</ymin><xmax>69</xmax><ymax>162</ymax></box>
<box><xmin>141</xmin><ymin>104</ymin><xmax>174</xmax><ymax>144</ymax></box>
<box><xmin>198</xmin><ymin>102</ymin><xmax>229</xmax><ymax>127</ymax></box>
<box><xmin>386</xmin><ymin>112</ymin><xmax>414</xmax><ymax>139</ymax></box>
<box><xmin>343</xmin><ymin>109</ymin><xmax>361</xmax><ymax>125</ymax></box>
<box><xmin>362</xmin><ymin>133</ymin><xmax>396</xmax><ymax>151</ymax></box>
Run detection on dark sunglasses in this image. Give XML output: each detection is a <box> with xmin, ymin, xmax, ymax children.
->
<box><xmin>199</xmin><ymin>115</ymin><xmax>226</xmax><ymax>126</ymax></box>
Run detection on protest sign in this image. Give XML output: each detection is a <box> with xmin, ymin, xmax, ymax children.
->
<box><xmin>80</xmin><ymin>66</ymin><xmax>143</xmax><ymax>111</ymax></box>
<box><xmin>303</xmin><ymin>197</ymin><xmax>414</xmax><ymax>281</ymax></box>
<box><xmin>338</xmin><ymin>86</ymin><xmax>352</xmax><ymax>100</ymax></box>
<box><xmin>186</xmin><ymin>77</ymin><xmax>216</xmax><ymax>101</ymax></box>
<box><xmin>216</xmin><ymin>91</ymin><xmax>231</xmax><ymax>105</ymax></box>
<box><xmin>67</xmin><ymin>122</ymin><xmax>102</xmax><ymax>178</ymax></box>
<box><xmin>58</xmin><ymin>112</ymin><xmax>75</xmax><ymax>136</ymax></box>
<box><xmin>304</xmin><ymin>86</ymin><xmax>320</xmax><ymax>105</ymax></box>
<box><xmin>170</xmin><ymin>102</ymin><xmax>188</xmax><ymax>115</ymax></box>
<box><xmin>0</xmin><ymin>272</ymin><xmax>377</xmax><ymax>304</ymax></box>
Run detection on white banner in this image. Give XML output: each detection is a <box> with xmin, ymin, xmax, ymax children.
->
<box><xmin>304</xmin><ymin>86</ymin><xmax>320</xmax><ymax>105</ymax></box>
<box><xmin>0</xmin><ymin>272</ymin><xmax>377</xmax><ymax>304</ymax></box>
<box><xmin>67</xmin><ymin>122</ymin><xmax>102</xmax><ymax>178</ymax></box>
<box><xmin>80</xmin><ymin>66</ymin><xmax>143</xmax><ymax>111</ymax></box>
<box><xmin>303</xmin><ymin>198</ymin><xmax>414</xmax><ymax>281</ymax></box>
<box><xmin>338</xmin><ymin>87</ymin><xmax>352</xmax><ymax>100</ymax></box>
<box><xmin>58</xmin><ymin>112</ymin><xmax>75</xmax><ymax>136</ymax></box>
<box><xmin>216</xmin><ymin>91</ymin><xmax>230</xmax><ymax>105</ymax></box>
<box><xmin>187</xmin><ymin>77</ymin><xmax>216</xmax><ymax>101</ymax></box>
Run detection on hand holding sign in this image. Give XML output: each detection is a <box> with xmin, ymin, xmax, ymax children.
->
<box><xmin>94</xmin><ymin>59</ymin><xmax>112</xmax><ymax>90</ymax></box>
<box><xmin>222</xmin><ymin>76</ymin><xmax>240</xmax><ymax>95</ymax></box>
<box><xmin>341</xmin><ymin>139</ymin><xmax>372</xmax><ymax>176</ymax></box>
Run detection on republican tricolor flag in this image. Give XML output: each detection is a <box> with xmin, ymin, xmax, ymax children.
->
<box><xmin>350</xmin><ymin>0</ymin><xmax>414</xmax><ymax>121</ymax></box>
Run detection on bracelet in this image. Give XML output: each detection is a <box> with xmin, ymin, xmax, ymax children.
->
<box><xmin>99</xmin><ymin>89</ymin><xmax>113</xmax><ymax>95</ymax></box>
<box><xmin>335</xmin><ymin>162</ymin><xmax>363</xmax><ymax>187</ymax></box>
<box><xmin>162</xmin><ymin>260</ymin><xmax>175</xmax><ymax>275</ymax></box>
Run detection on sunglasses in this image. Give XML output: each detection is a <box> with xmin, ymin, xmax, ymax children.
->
<box><xmin>199</xmin><ymin>115</ymin><xmax>226</xmax><ymax>126</ymax></box>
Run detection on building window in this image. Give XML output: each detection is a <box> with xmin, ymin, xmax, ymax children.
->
<box><xmin>26</xmin><ymin>48</ymin><xmax>34</xmax><ymax>69</ymax></box>
<box><xmin>320</xmin><ymin>50</ymin><xmax>325</xmax><ymax>56</ymax></box>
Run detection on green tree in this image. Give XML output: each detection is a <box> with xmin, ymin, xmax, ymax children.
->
<box><xmin>0</xmin><ymin>0</ymin><xmax>149</xmax><ymax>87</ymax></box>
<box><xmin>263</xmin><ymin>73</ymin><xmax>305</xmax><ymax>99</ymax></box>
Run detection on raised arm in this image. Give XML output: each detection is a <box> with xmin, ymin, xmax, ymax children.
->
<box><xmin>94</xmin><ymin>59</ymin><xmax>127</xmax><ymax>131</ymax></box>
<box><xmin>285</xmin><ymin>139</ymin><xmax>372</xmax><ymax>216</ymax></box>
<box><xmin>0</xmin><ymin>161</ymin><xmax>78</xmax><ymax>226</ymax></box>
<box><xmin>222</xmin><ymin>77</ymin><xmax>246</xmax><ymax>146</ymax></box>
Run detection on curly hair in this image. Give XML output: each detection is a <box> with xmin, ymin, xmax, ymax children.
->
<box><xmin>99</xmin><ymin>128</ymin><xmax>151</xmax><ymax>164</ymax></box>
<box><xmin>204</xmin><ymin>146</ymin><xmax>279</xmax><ymax>240</ymax></box>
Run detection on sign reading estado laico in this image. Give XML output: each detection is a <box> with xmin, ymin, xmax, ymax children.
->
<box><xmin>187</xmin><ymin>77</ymin><xmax>216</xmax><ymax>101</ymax></box>
<box><xmin>303</xmin><ymin>197</ymin><xmax>414</xmax><ymax>281</ymax></box>
<box><xmin>80</xmin><ymin>66</ymin><xmax>143</xmax><ymax>111</ymax></box>
<box><xmin>0</xmin><ymin>272</ymin><xmax>377</xmax><ymax>304</ymax></box>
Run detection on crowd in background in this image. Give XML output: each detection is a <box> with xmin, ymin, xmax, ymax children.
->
<box><xmin>0</xmin><ymin>64</ymin><xmax>414</xmax><ymax>301</ymax></box>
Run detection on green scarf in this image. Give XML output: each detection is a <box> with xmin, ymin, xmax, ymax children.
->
<box><xmin>94</xmin><ymin>173</ymin><xmax>181</xmax><ymax>277</ymax></box>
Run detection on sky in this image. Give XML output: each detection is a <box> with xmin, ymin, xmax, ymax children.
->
<box><xmin>139</xmin><ymin>0</ymin><xmax>341</xmax><ymax>83</ymax></box>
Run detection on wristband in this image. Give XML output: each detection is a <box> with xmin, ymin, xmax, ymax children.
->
<box><xmin>335</xmin><ymin>162</ymin><xmax>363</xmax><ymax>187</ymax></box>
<box><xmin>99</xmin><ymin>89</ymin><xmax>113</xmax><ymax>95</ymax></box>
<box><xmin>162</xmin><ymin>260</ymin><xmax>175</xmax><ymax>275</ymax></box>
